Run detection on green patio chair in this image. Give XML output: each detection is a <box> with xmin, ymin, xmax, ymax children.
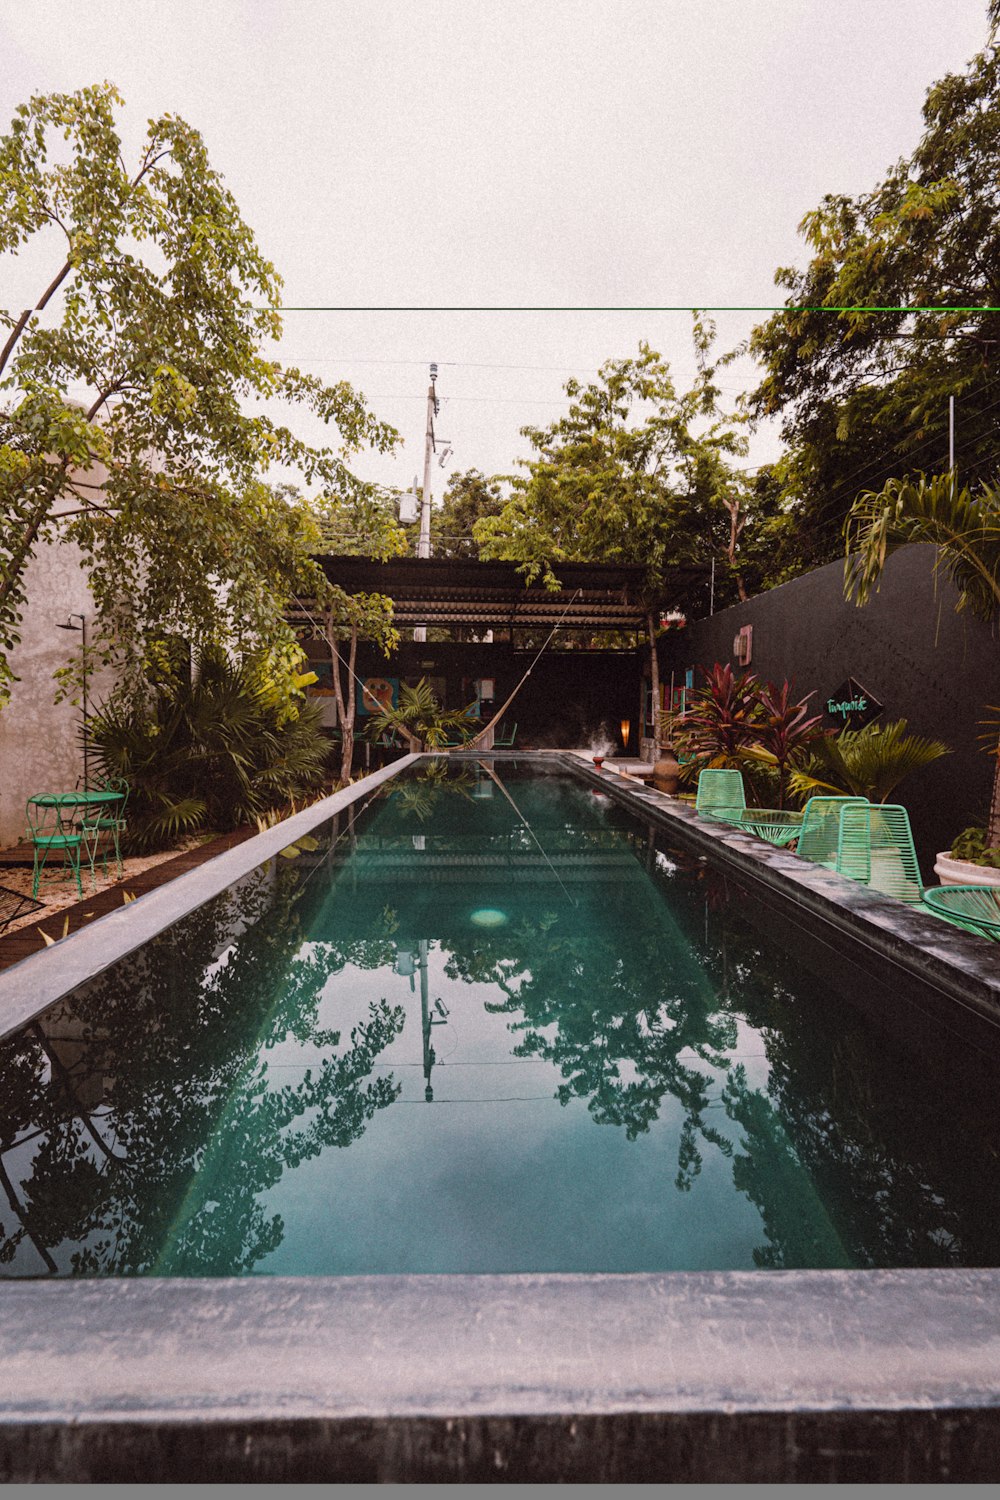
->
<box><xmin>795</xmin><ymin>796</ymin><xmax>869</xmax><ymax>868</ymax></box>
<box><xmin>921</xmin><ymin>885</ymin><xmax>1000</xmax><ymax>940</ymax></box>
<box><xmin>694</xmin><ymin>768</ymin><xmax>746</xmax><ymax>822</ymax></box>
<box><xmin>493</xmin><ymin>721</ymin><xmax>518</xmax><ymax>747</ymax></box>
<box><xmin>835</xmin><ymin>802</ymin><xmax>923</xmax><ymax>904</ymax></box>
<box><xmin>79</xmin><ymin>777</ymin><xmax>129</xmax><ymax>881</ymax></box>
<box><xmin>26</xmin><ymin>797</ymin><xmax>84</xmax><ymax>900</ymax></box>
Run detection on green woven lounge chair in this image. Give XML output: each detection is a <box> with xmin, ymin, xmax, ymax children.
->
<box><xmin>717</xmin><ymin>808</ymin><xmax>804</xmax><ymax>846</ymax></box>
<box><xmin>695</xmin><ymin>770</ymin><xmax>803</xmax><ymax>845</ymax></box>
<box><xmin>921</xmin><ymin>885</ymin><xmax>1000</xmax><ymax>940</ymax></box>
<box><xmin>695</xmin><ymin>768</ymin><xmax>746</xmax><ymax>821</ymax></box>
<box><xmin>836</xmin><ymin>802</ymin><xmax>923</xmax><ymax>903</ymax></box>
<box><xmin>796</xmin><ymin>796</ymin><xmax>869</xmax><ymax>868</ymax></box>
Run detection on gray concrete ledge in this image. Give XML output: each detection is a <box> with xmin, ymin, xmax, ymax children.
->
<box><xmin>2</xmin><ymin>1270</ymin><xmax>1000</xmax><ymax>1481</ymax></box>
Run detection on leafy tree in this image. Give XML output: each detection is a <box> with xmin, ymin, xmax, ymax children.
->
<box><xmin>0</xmin><ymin>84</ymin><xmax>398</xmax><ymax>711</ymax></box>
<box><xmin>474</xmin><ymin>335</ymin><xmax>753</xmax><ymax>742</ymax></box>
<box><xmin>293</xmin><ymin>487</ymin><xmax>407</xmax><ymax>783</ymax></box>
<box><xmin>746</xmin><ymin>19</ymin><xmax>1000</xmax><ymax>574</ymax></box>
<box><xmin>429</xmin><ymin>468</ymin><xmax>507</xmax><ymax>559</ymax></box>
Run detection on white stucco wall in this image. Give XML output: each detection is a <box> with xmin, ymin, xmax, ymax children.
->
<box><xmin>0</xmin><ymin>530</ymin><xmax>116</xmax><ymax>847</ymax></box>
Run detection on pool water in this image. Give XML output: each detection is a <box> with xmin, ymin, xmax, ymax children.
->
<box><xmin>2</xmin><ymin>759</ymin><xmax>999</xmax><ymax>1278</ymax></box>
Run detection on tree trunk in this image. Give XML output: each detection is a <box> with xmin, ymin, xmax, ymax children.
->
<box><xmin>989</xmin><ymin>741</ymin><xmax>1000</xmax><ymax>848</ymax></box>
<box><xmin>339</xmin><ymin>624</ymin><xmax>358</xmax><ymax>784</ymax></box>
<box><xmin>327</xmin><ymin>613</ymin><xmax>348</xmax><ymax>786</ymax></box>
<box><xmin>646</xmin><ymin>610</ymin><xmax>661</xmax><ymax>762</ymax></box>
<box><xmin>723</xmin><ymin>494</ymin><xmax>749</xmax><ymax>603</ymax></box>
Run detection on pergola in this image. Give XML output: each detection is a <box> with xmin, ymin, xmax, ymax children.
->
<box><xmin>310</xmin><ymin>556</ymin><xmax>676</xmax><ymax>636</ymax></box>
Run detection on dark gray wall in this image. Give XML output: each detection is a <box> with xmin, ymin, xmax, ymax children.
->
<box><xmin>661</xmin><ymin>544</ymin><xmax>999</xmax><ymax>873</ymax></box>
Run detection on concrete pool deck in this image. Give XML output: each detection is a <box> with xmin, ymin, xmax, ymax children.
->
<box><xmin>1</xmin><ymin>750</ymin><xmax>999</xmax><ymax>1482</ymax></box>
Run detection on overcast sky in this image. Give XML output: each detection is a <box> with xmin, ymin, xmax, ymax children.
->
<box><xmin>1</xmin><ymin>0</ymin><xmax>991</xmax><ymax>504</ymax></box>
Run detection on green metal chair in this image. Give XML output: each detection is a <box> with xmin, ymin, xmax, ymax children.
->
<box><xmin>26</xmin><ymin>797</ymin><xmax>84</xmax><ymax>900</ymax></box>
<box><xmin>80</xmin><ymin>778</ymin><xmax>129</xmax><ymax>881</ymax></box>
<box><xmin>921</xmin><ymin>885</ymin><xmax>1000</xmax><ymax>940</ymax></box>
<box><xmin>695</xmin><ymin>768</ymin><xmax>747</xmax><ymax>821</ymax></box>
<box><xmin>835</xmin><ymin>803</ymin><xmax>923</xmax><ymax>904</ymax></box>
<box><xmin>795</xmin><ymin>796</ymin><xmax>869</xmax><ymax>868</ymax></box>
<box><xmin>493</xmin><ymin>721</ymin><xmax>518</xmax><ymax>747</ymax></box>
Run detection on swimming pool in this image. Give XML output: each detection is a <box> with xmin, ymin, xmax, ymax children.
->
<box><xmin>3</xmin><ymin>757</ymin><xmax>999</xmax><ymax>1280</ymax></box>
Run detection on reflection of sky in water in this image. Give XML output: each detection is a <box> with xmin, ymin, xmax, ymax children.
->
<box><xmin>259</xmin><ymin>948</ymin><xmax>770</xmax><ymax>1276</ymax></box>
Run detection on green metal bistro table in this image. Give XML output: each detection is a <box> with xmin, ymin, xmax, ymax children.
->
<box><xmin>28</xmin><ymin>789</ymin><xmax>124</xmax><ymax>828</ymax></box>
<box><xmin>26</xmin><ymin>790</ymin><xmax>126</xmax><ymax>895</ymax></box>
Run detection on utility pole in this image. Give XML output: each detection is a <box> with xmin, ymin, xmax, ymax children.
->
<box><xmin>414</xmin><ymin>362</ymin><xmax>440</xmax><ymax>643</ymax></box>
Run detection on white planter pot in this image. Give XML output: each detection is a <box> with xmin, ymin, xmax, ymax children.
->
<box><xmin>933</xmin><ymin>852</ymin><xmax>1000</xmax><ymax>887</ymax></box>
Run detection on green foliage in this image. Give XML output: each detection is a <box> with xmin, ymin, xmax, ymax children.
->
<box><xmin>87</xmin><ymin>645</ymin><xmax>330</xmax><ymax>850</ymax></box>
<box><xmin>473</xmin><ymin>334</ymin><xmax>758</xmax><ymax>613</ymax></box>
<box><xmin>949</xmin><ymin>826</ymin><xmax>1000</xmax><ymax>867</ymax></box>
<box><xmin>429</xmin><ymin>469</ymin><xmax>508</xmax><ymax>559</ymax></box>
<box><xmin>787</xmin><ymin>718</ymin><xmax>951</xmax><ymax>805</ymax></box>
<box><xmin>365</xmin><ymin>678</ymin><xmax>478</xmax><ymax>751</ymax></box>
<box><xmin>0</xmin><ymin>85</ymin><xmax>398</xmax><ymax>709</ymax></box>
<box><xmin>747</xmin><ymin>26</ymin><xmax>1000</xmax><ymax>573</ymax></box>
<box><xmin>845</xmin><ymin>474</ymin><xmax>1000</xmax><ymax>619</ymax></box>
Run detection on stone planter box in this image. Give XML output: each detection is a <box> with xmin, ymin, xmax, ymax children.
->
<box><xmin>933</xmin><ymin>852</ymin><xmax>1000</xmax><ymax>887</ymax></box>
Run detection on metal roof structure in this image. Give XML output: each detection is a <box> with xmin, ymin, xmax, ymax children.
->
<box><xmin>310</xmin><ymin>556</ymin><xmax>670</xmax><ymax>631</ymax></box>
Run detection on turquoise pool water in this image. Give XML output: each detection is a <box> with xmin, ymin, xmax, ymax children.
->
<box><xmin>2</xmin><ymin>759</ymin><xmax>999</xmax><ymax>1278</ymax></box>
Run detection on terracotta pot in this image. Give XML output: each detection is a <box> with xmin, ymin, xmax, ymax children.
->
<box><xmin>592</xmin><ymin>755</ymin><xmax>605</xmax><ymax>770</ymax></box>
<box><xmin>652</xmin><ymin>745</ymin><xmax>681</xmax><ymax>795</ymax></box>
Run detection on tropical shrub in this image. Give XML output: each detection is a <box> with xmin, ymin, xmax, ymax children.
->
<box><xmin>366</xmin><ymin>678</ymin><xmax>478</xmax><ymax>751</ymax></box>
<box><xmin>948</xmin><ymin>827</ymin><xmax>1000</xmax><ymax>869</ymax></box>
<box><xmin>787</xmin><ymin>718</ymin><xmax>951</xmax><ymax>805</ymax></box>
<box><xmin>88</xmin><ymin>646</ymin><xmax>330</xmax><ymax>851</ymax></box>
<box><xmin>678</xmin><ymin>664</ymin><xmax>826</xmax><ymax>806</ymax></box>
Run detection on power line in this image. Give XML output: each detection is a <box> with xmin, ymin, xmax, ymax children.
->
<box><xmin>804</xmin><ymin>382</ymin><xmax>1000</xmax><ymax>534</ymax></box>
<box><xmin>274</xmin><ymin>305</ymin><xmax>1000</xmax><ymax>313</ymax></box>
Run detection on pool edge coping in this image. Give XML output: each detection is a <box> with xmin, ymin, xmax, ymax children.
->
<box><xmin>0</xmin><ymin>753</ymin><xmax>421</xmax><ymax>1043</ymax></box>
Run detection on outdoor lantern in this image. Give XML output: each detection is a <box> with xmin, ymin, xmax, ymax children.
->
<box><xmin>620</xmin><ymin>718</ymin><xmax>631</xmax><ymax>750</ymax></box>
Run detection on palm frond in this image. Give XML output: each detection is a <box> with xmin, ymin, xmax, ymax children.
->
<box><xmin>845</xmin><ymin>473</ymin><xmax>1000</xmax><ymax>620</ymax></box>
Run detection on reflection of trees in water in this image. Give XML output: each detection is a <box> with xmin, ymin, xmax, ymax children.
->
<box><xmin>0</xmin><ymin>868</ymin><xmax>403</xmax><ymax>1278</ymax></box>
<box><xmin>691</xmin><ymin>890</ymin><xmax>1000</xmax><ymax>1269</ymax></box>
<box><xmin>443</xmin><ymin>903</ymin><xmax>738</xmax><ymax>1190</ymax></box>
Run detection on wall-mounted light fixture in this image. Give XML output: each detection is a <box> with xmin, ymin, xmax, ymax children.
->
<box><xmin>620</xmin><ymin>718</ymin><xmax>631</xmax><ymax>751</ymax></box>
